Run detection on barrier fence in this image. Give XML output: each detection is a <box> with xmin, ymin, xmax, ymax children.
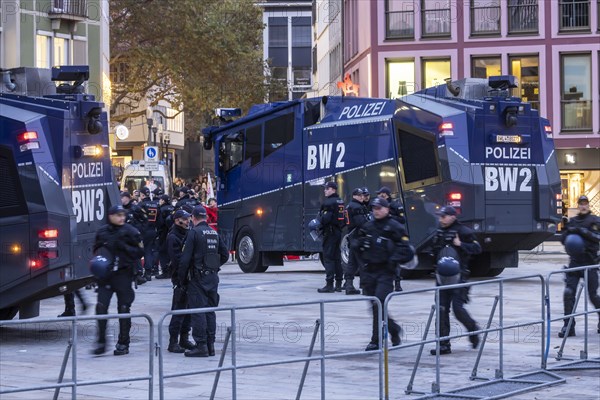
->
<box><xmin>1</xmin><ymin>265</ymin><xmax>598</xmax><ymax>399</ymax></box>
<box><xmin>0</xmin><ymin>313</ymin><xmax>154</xmax><ymax>400</ymax></box>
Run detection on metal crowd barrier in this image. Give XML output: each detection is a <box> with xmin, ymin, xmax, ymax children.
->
<box><xmin>382</xmin><ymin>274</ymin><xmax>559</xmax><ymax>399</ymax></box>
<box><xmin>157</xmin><ymin>297</ymin><xmax>384</xmax><ymax>400</ymax></box>
<box><xmin>0</xmin><ymin>313</ymin><xmax>154</xmax><ymax>400</ymax></box>
<box><xmin>544</xmin><ymin>264</ymin><xmax>600</xmax><ymax>371</ymax></box>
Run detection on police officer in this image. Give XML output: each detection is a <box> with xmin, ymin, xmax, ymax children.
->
<box><xmin>175</xmin><ymin>187</ymin><xmax>199</xmax><ymax>211</ymax></box>
<box><xmin>121</xmin><ymin>191</ymin><xmax>147</xmax><ymax>285</ymax></box>
<box><xmin>317</xmin><ymin>181</ymin><xmax>345</xmax><ymax>293</ymax></box>
<box><xmin>377</xmin><ymin>187</ymin><xmax>406</xmax><ymax>292</ymax></box>
<box><xmin>559</xmin><ymin>195</ymin><xmax>600</xmax><ymax>338</ymax></box>
<box><xmin>166</xmin><ymin>210</ymin><xmax>195</xmax><ymax>353</ymax></box>
<box><xmin>178</xmin><ymin>206</ymin><xmax>229</xmax><ymax>357</ymax></box>
<box><xmin>352</xmin><ymin>197</ymin><xmax>414</xmax><ymax>351</ymax></box>
<box><xmin>138</xmin><ymin>187</ymin><xmax>161</xmax><ymax>281</ymax></box>
<box><xmin>362</xmin><ymin>187</ymin><xmax>372</xmax><ymax>211</ymax></box>
<box><xmin>58</xmin><ymin>289</ymin><xmax>88</xmax><ymax>317</ymax></box>
<box><xmin>92</xmin><ymin>205</ymin><xmax>144</xmax><ymax>356</ymax></box>
<box><xmin>156</xmin><ymin>194</ymin><xmax>174</xmax><ymax>279</ymax></box>
<box><xmin>430</xmin><ymin>206</ymin><xmax>482</xmax><ymax>355</ymax></box>
<box><xmin>344</xmin><ymin>188</ymin><xmax>368</xmax><ymax>295</ymax></box>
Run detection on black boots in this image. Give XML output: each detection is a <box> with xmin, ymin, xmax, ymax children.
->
<box><xmin>179</xmin><ymin>335</ymin><xmax>196</xmax><ymax>350</ymax></box>
<box><xmin>92</xmin><ymin>342</ymin><xmax>106</xmax><ymax>355</ymax></box>
<box><xmin>318</xmin><ymin>282</ymin><xmax>335</xmax><ymax>293</ymax></box>
<box><xmin>430</xmin><ymin>344</ymin><xmax>452</xmax><ymax>355</ymax></box>
<box><xmin>365</xmin><ymin>342</ymin><xmax>379</xmax><ymax>351</ymax></box>
<box><xmin>185</xmin><ymin>344</ymin><xmax>209</xmax><ymax>357</ymax></box>
<box><xmin>334</xmin><ymin>280</ymin><xmax>343</xmax><ymax>292</ymax></box>
<box><xmin>558</xmin><ymin>325</ymin><xmax>576</xmax><ymax>338</ymax></box>
<box><xmin>58</xmin><ymin>309</ymin><xmax>75</xmax><ymax>318</ymax></box>
<box><xmin>394</xmin><ymin>279</ymin><xmax>403</xmax><ymax>292</ymax></box>
<box><xmin>345</xmin><ymin>280</ymin><xmax>360</xmax><ymax>295</ymax></box>
<box><xmin>207</xmin><ymin>342</ymin><xmax>216</xmax><ymax>357</ymax></box>
<box><xmin>113</xmin><ymin>343</ymin><xmax>129</xmax><ymax>356</ymax></box>
<box><xmin>168</xmin><ymin>337</ymin><xmax>185</xmax><ymax>353</ymax></box>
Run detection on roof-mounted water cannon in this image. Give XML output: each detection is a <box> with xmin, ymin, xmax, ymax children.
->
<box><xmin>216</xmin><ymin>108</ymin><xmax>242</xmax><ymax>123</ymax></box>
<box><xmin>488</xmin><ymin>75</ymin><xmax>519</xmax><ymax>99</ymax></box>
<box><xmin>51</xmin><ymin>65</ymin><xmax>89</xmax><ymax>94</ymax></box>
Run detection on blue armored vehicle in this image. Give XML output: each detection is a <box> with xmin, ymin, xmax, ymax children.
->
<box><xmin>0</xmin><ymin>66</ymin><xmax>119</xmax><ymax>319</ymax></box>
<box><xmin>203</xmin><ymin>76</ymin><xmax>562</xmax><ymax>276</ymax></box>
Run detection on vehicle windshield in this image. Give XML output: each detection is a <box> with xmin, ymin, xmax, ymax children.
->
<box><xmin>123</xmin><ymin>177</ymin><xmax>165</xmax><ymax>193</ymax></box>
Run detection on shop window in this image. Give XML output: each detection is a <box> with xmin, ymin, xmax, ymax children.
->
<box><xmin>421</xmin><ymin>0</ymin><xmax>451</xmax><ymax>37</ymax></box>
<box><xmin>560</xmin><ymin>53</ymin><xmax>592</xmax><ymax>131</ymax></box>
<box><xmin>559</xmin><ymin>0</ymin><xmax>590</xmax><ymax>31</ymax></box>
<box><xmin>509</xmin><ymin>55</ymin><xmax>540</xmax><ymax>110</ymax></box>
<box><xmin>508</xmin><ymin>0</ymin><xmax>538</xmax><ymax>34</ymax></box>
<box><xmin>387</xmin><ymin>60</ymin><xmax>415</xmax><ymax>98</ymax></box>
<box><xmin>470</xmin><ymin>0</ymin><xmax>501</xmax><ymax>35</ymax></box>
<box><xmin>264</xmin><ymin>112</ymin><xmax>295</xmax><ymax>158</ymax></box>
<box><xmin>245</xmin><ymin>125</ymin><xmax>262</xmax><ymax>166</ymax></box>
<box><xmin>471</xmin><ymin>56</ymin><xmax>501</xmax><ymax>78</ymax></box>
<box><xmin>386</xmin><ymin>0</ymin><xmax>415</xmax><ymax>39</ymax></box>
<box><xmin>422</xmin><ymin>58</ymin><xmax>451</xmax><ymax>89</ymax></box>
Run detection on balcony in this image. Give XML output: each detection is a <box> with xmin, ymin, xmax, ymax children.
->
<box><xmin>471</xmin><ymin>2</ymin><xmax>501</xmax><ymax>36</ymax></box>
<box><xmin>48</xmin><ymin>0</ymin><xmax>87</xmax><ymax>22</ymax></box>
<box><xmin>508</xmin><ymin>0</ymin><xmax>538</xmax><ymax>34</ymax></box>
<box><xmin>386</xmin><ymin>10</ymin><xmax>415</xmax><ymax>39</ymax></box>
<box><xmin>559</xmin><ymin>0</ymin><xmax>590</xmax><ymax>31</ymax></box>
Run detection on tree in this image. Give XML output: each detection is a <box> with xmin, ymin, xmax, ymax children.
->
<box><xmin>109</xmin><ymin>0</ymin><xmax>276</xmax><ymax>137</ymax></box>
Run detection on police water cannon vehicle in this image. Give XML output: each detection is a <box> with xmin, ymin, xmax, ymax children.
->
<box><xmin>203</xmin><ymin>75</ymin><xmax>561</xmax><ymax>276</ymax></box>
<box><xmin>0</xmin><ymin>66</ymin><xmax>119</xmax><ymax>319</ymax></box>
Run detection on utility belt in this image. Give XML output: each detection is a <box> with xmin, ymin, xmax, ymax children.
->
<box><xmin>193</xmin><ymin>266</ymin><xmax>219</xmax><ymax>276</ymax></box>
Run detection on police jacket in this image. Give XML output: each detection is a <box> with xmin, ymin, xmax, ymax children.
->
<box><xmin>389</xmin><ymin>199</ymin><xmax>406</xmax><ymax>225</ymax></box>
<box><xmin>139</xmin><ymin>197</ymin><xmax>160</xmax><ymax>232</ymax></box>
<box><xmin>177</xmin><ymin>221</ymin><xmax>229</xmax><ymax>285</ymax></box>
<box><xmin>93</xmin><ymin>222</ymin><xmax>144</xmax><ymax>269</ymax></box>
<box><xmin>175</xmin><ymin>195</ymin><xmax>198</xmax><ymax>211</ymax></box>
<box><xmin>167</xmin><ymin>224</ymin><xmax>188</xmax><ymax>284</ymax></box>
<box><xmin>347</xmin><ymin>199</ymin><xmax>369</xmax><ymax>232</ymax></box>
<box><xmin>432</xmin><ymin>220</ymin><xmax>482</xmax><ymax>271</ymax></box>
<box><xmin>123</xmin><ymin>201</ymin><xmax>146</xmax><ymax>232</ymax></box>
<box><xmin>320</xmin><ymin>193</ymin><xmax>344</xmax><ymax>231</ymax></box>
<box><xmin>561</xmin><ymin>211</ymin><xmax>600</xmax><ymax>264</ymax></box>
<box><xmin>158</xmin><ymin>204</ymin><xmax>174</xmax><ymax>240</ymax></box>
<box><xmin>351</xmin><ymin>216</ymin><xmax>414</xmax><ymax>270</ymax></box>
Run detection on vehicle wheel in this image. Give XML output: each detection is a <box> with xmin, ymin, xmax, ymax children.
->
<box><xmin>485</xmin><ymin>267</ymin><xmax>505</xmax><ymax>277</ymax></box>
<box><xmin>236</xmin><ymin>228</ymin><xmax>267</xmax><ymax>273</ymax></box>
<box><xmin>470</xmin><ymin>252</ymin><xmax>504</xmax><ymax>277</ymax></box>
<box><xmin>0</xmin><ymin>306</ymin><xmax>18</xmax><ymax>320</ymax></box>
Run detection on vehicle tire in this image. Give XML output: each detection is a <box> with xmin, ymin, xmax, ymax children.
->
<box><xmin>485</xmin><ymin>267</ymin><xmax>505</xmax><ymax>277</ymax></box>
<box><xmin>0</xmin><ymin>306</ymin><xmax>18</xmax><ymax>321</ymax></box>
<box><xmin>470</xmin><ymin>252</ymin><xmax>507</xmax><ymax>277</ymax></box>
<box><xmin>236</xmin><ymin>228</ymin><xmax>267</xmax><ymax>273</ymax></box>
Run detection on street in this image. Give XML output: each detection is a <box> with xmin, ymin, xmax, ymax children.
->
<box><xmin>1</xmin><ymin>242</ymin><xmax>599</xmax><ymax>399</ymax></box>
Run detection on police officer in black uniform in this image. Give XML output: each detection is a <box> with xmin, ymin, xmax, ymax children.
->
<box><xmin>352</xmin><ymin>197</ymin><xmax>415</xmax><ymax>351</ymax></box>
<box><xmin>156</xmin><ymin>194</ymin><xmax>174</xmax><ymax>279</ymax></box>
<box><xmin>344</xmin><ymin>188</ymin><xmax>368</xmax><ymax>295</ymax></box>
<box><xmin>559</xmin><ymin>195</ymin><xmax>600</xmax><ymax>338</ymax></box>
<box><xmin>121</xmin><ymin>191</ymin><xmax>147</xmax><ymax>285</ymax></box>
<box><xmin>166</xmin><ymin>209</ymin><xmax>196</xmax><ymax>353</ymax></box>
<box><xmin>178</xmin><ymin>206</ymin><xmax>229</xmax><ymax>357</ymax></box>
<box><xmin>377</xmin><ymin>187</ymin><xmax>406</xmax><ymax>292</ymax></box>
<box><xmin>138</xmin><ymin>187</ymin><xmax>161</xmax><ymax>281</ymax></box>
<box><xmin>175</xmin><ymin>187</ymin><xmax>199</xmax><ymax>211</ymax></box>
<box><xmin>362</xmin><ymin>187</ymin><xmax>372</xmax><ymax>211</ymax></box>
<box><xmin>430</xmin><ymin>206</ymin><xmax>482</xmax><ymax>355</ymax></box>
<box><xmin>92</xmin><ymin>205</ymin><xmax>144</xmax><ymax>356</ymax></box>
<box><xmin>317</xmin><ymin>181</ymin><xmax>345</xmax><ymax>293</ymax></box>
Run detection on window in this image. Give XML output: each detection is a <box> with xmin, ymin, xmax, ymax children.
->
<box><xmin>470</xmin><ymin>0</ymin><xmax>501</xmax><ymax>35</ymax></box>
<box><xmin>264</xmin><ymin>112</ymin><xmax>295</xmax><ymax>158</ymax></box>
<box><xmin>343</xmin><ymin>0</ymin><xmax>359</xmax><ymax>62</ymax></box>
<box><xmin>422</xmin><ymin>58</ymin><xmax>450</xmax><ymax>89</ymax></box>
<box><xmin>559</xmin><ymin>0</ymin><xmax>590</xmax><ymax>31</ymax></box>
<box><xmin>386</xmin><ymin>0</ymin><xmax>415</xmax><ymax>39</ymax></box>
<box><xmin>291</xmin><ymin>18</ymin><xmax>311</xmax><ymax>47</ymax></box>
<box><xmin>36</xmin><ymin>35</ymin><xmax>51</xmax><ymax>68</ymax></box>
<box><xmin>219</xmin><ymin>132</ymin><xmax>244</xmax><ymax>172</ymax></box>
<box><xmin>166</xmin><ymin>108</ymin><xmax>184</xmax><ymax>133</ymax></box>
<box><xmin>245</xmin><ymin>125</ymin><xmax>262</xmax><ymax>166</ymax></box>
<box><xmin>471</xmin><ymin>56</ymin><xmax>501</xmax><ymax>78</ymax></box>
<box><xmin>509</xmin><ymin>55</ymin><xmax>540</xmax><ymax>110</ymax></box>
<box><xmin>53</xmin><ymin>37</ymin><xmax>69</xmax><ymax>66</ymax></box>
<box><xmin>421</xmin><ymin>0</ymin><xmax>451</xmax><ymax>37</ymax></box>
<box><xmin>73</xmin><ymin>39</ymin><xmax>86</xmax><ymax>65</ymax></box>
<box><xmin>387</xmin><ymin>60</ymin><xmax>415</xmax><ymax>98</ymax></box>
<box><xmin>508</xmin><ymin>0</ymin><xmax>538</xmax><ymax>34</ymax></box>
<box><xmin>268</xmin><ymin>17</ymin><xmax>288</xmax><ymax>69</ymax></box>
<box><xmin>398</xmin><ymin>128</ymin><xmax>439</xmax><ymax>185</ymax></box>
<box><xmin>560</xmin><ymin>54</ymin><xmax>592</xmax><ymax>131</ymax></box>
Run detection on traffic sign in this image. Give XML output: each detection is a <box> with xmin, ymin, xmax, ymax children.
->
<box><xmin>144</xmin><ymin>162</ymin><xmax>159</xmax><ymax>171</ymax></box>
<box><xmin>145</xmin><ymin>146</ymin><xmax>158</xmax><ymax>161</ymax></box>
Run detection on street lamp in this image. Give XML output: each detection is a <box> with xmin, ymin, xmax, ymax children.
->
<box><xmin>163</xmin><ymin>133</ymin><xmax>171</xmax><ymax>176</ymax></box>
<box><xmin>146</xmin><ymin>107</ymin><xmax>154</xmax><ymax>146</ymax></box>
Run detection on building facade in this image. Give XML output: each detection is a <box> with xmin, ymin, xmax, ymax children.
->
<box><xmin>341</xmin><ymin>0</ymin><xmax>600</xmax><ymax>214</ymax></box>
<box><xmin>260</xmin><ymin>0</ymin><xmax>313</xmax><ymax>100</ymax></box>
<box><xmin>313</xmin><ymin>0</ymin><xmax>343</xmax><ymax>96</ymax></box>
<box><xmin>1</xmin><ymin>0</ymin><xmax>110</xmax><ymax>105</ymax></box>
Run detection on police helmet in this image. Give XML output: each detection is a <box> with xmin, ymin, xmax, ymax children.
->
<box><xmin>564</xmin><ymin>234</ymin><xmax>585</xmax><ymax>257</ymax></box>
<box><xmin>436</xmin><ymin>246</ymin><xmax>461</xmax><ymax>285</ymax></box>
<box><xmin>308</xmin><ymin>218</ymin><xmax>322</xmax><ymax>231</ymax></box>
<box><xmin>153</xmin><ymin>187</ymin><xmax>164</xmax><ymax>196</ymax></box>
<box><xmin>140</xmin><ymin>187</ymin><xmax>151</xmax><ymax>196</ymax></box>
<box><xmin>89</xmin><ymin>255</ymin><xmax>111</xmax><ymax>280</ymax></box>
